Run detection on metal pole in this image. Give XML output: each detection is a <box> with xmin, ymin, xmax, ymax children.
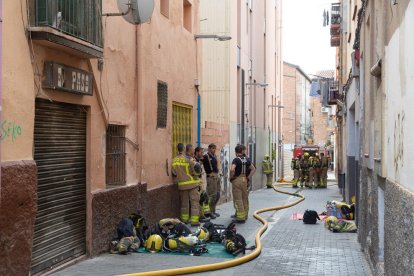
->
<box><xmin>197</xmin><ymin>92</ymin><xmax>201</xmax><ymax>147</ymax></box>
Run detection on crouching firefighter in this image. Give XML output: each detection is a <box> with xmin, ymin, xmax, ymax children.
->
<box><xmin>172</xmin><ymin>143</ymin><xmax>201</xmax><ymax>226</ymax></box>
<box><xmin>230</xmin><ymin>145</ymin><xmax>256</xmax><ymax>223</ymax></box>
<box><xmin>261</xmin><ymin>155</ymin><xmax>274</xmax><ymax>188</ymax></box>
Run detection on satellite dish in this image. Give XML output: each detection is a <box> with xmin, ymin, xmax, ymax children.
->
<box><xmin>117</xmin><ymin>0</ymin><xmax>154</xmax><ymax>25</ymax></box>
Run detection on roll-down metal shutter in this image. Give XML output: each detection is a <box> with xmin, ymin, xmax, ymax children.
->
<box><xmin>31</xmin><ymin>99</ymin><xmax>87</xmax><ymax>274</ymax></box>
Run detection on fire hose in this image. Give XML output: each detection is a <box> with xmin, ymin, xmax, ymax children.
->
<box><xmin>119</xmin><ymin>183</ymin><xmax>305</xmax><ymax>276</ymax></box>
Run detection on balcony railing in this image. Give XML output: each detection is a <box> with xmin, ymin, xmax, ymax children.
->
<box><xmin>331</xmin><ymin>3</ymin><xmax>341</xmax><ymax>25</ymax></box>
<box><xmin>33</xmin><ymin>0</ymin><xmax>102</xmax><ymax>48</ymax></box>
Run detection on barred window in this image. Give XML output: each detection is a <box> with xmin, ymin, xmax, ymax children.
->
<box><xmin>106</xmin><ymin>125</ymin><xmax>126</xmax><ymax>186</ymax></box>
<box><xmin>157</xmin><ymin>81</ymin><xmax>168</xmax><ymax>128</ymax></box>
<box><xmin>172</xmin><ymin>103</ymin><xmax>192</xmax><ymax>157</ymax></box>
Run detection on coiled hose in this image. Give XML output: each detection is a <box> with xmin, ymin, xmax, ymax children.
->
<box><xmin>120</xmin><ymin>183</ymin><xmax>305</xmax><ymax>276</ymax></box>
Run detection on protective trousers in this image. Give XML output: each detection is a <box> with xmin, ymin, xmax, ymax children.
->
<box><xmin>179</xmin><ymin>187</ymin><xmax>200</xmax><ymax>224</ymax></box>
<box><xmin>300</xmin><ymin>170</ymin><xmax>308</xmax><ymax>187</ymax></box>
<box><xmin>315</xmin><ymin>168</ymin><xmax>321</xmax><ymax>187</ymax></box>
<box><xmin>321</xmin><ymin>168</ymin><xmax>328</xmax><ymax>187</ymax></box>
<box><xmin>293</xmin><ymin>169</ymin><xmax>300</xmax><ymax>187</ymax></box>
<box><xmin>266</xmin><ymin>173</ymin><xmax>273</xmax><ymax>188</ymax></box>
<box><xmin>232</xmin><ymin>176</ymin><xmax>249</xmax><ymax>221</ymax></box>
<box><xmin>207</xmin><ymin>173</ymin><xmax>220</xmax><ymax>213</ymax></box>
<box><xmin>308</xmin><ymin>168</ymin><xmax>315</xmax><ymax>187</ymax></box>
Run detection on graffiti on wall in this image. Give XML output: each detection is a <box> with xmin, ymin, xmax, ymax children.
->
<box><xmin>0</xmin><ymin>119</ymin><xmax>22</xmax><ymax>142</ymax></box>
<box><xmin>220</xmin><ymin>145</ymin><xmax>230</xmax><ymax>199</ymax></box>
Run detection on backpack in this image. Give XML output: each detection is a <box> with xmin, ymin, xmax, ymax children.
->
<box><xmin>303</xmin><ymin>210</ymin><xmax>320</xmax><ymax>224</ymax></box>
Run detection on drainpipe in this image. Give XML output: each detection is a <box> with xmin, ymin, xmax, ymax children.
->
<box><xmin>196</xmin><ymin>86</ymin><xmax>201</xmax><ymax>147</ymax></box>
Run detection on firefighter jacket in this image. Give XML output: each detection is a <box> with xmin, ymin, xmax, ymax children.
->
<box><xmin>312</xmin><ymin>157</ymin><xmax>321</xmax><ymax>168</ymax></box>
<box><xmin>300</xmin><ymin>158</ymin><xmax>309</xmax><ymax>171</ymax></box>
<box><xmin>291</xmin><ymin>158</ymin><xmax>300</xmax><ymax>170</ymax></box>
<box><xmin>261</xmin><ymin>160</ymin><xmax>273</xmax><ymax>174</ymax></box>
<box><xmin>172</xmin><ymin>154</ymin><xmax>201</xmax><ymax>191</ymax></box>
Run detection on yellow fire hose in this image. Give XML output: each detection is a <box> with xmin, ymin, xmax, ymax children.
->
<box><xmin>120</xmin><ymin>183</ymin><xmax>305</xmax><ymax>276</ymax></box>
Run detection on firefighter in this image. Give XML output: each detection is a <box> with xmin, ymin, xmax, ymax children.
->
<box><xmin>314</xmin><ymin>153</ymin><xmax>322</xmax><ymax>187</ymax></box>
<box><xmin>308</xmin><ymin>154</ymin><xmax>316</xmax><ymax>188</ymax></box>
<box><xmin>300</xmin><ymin>152</ymin><xmax>310</xmax><ymax>187</ymax></box>
<box><xmin>291</xmin><ymin>154</ymin><xmax>301</xmax><ymax>188</ymax></box>
<box><xmin>320</xmin><ymin>153</ymin><xmax>329</xmax><ymax>187</ymax></box>
<box><xmin>194</xmin><ymin>147</ymin><xmax>211</xmax><ymax>222</ymax></box>
<box><xmin>230</xmin><ymin>145</ymin><xmax>256</xmax><ymax>223</ymax></box>
<box><xmin>261</xmin><ymin>155</ymin><xmax>273</xmax><ymax>188</ymax></box>
<box><xmin>202</xmin><ymin>143</ymin><xmax>221</xmax><ymax>219</ymax></box>
<box><xmin>172</xmin><ymin>144</ymin><xmax>201</xmax><ymax>226</ymax></box>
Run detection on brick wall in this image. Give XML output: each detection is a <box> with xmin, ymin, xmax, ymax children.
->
<box><xmin>201</xmin><ymin>121</ymin><xmax>230</xmax><ymax>150</ymax></box>
<box><xmin>311</xmin><ymin>97</ymin><xmax>330</xmax><ymax>147</ymax></box>
<box><xmin>282</xmin><ymin>63</ymin><xmax>301</xmax><ymax>146</ymax></box>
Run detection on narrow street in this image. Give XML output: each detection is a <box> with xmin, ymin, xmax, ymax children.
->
<box><xmin>54</xmin><ymin>174</ymin><xmax>371</xmax><ymax>276</ymax></box>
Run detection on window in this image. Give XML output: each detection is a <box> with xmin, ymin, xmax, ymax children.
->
<box><xmin>160</xmin><ymin>0</ymin><xmax>169</xmax><ymax>18</ymax></box>
<box><xmin>106</xmin><ymin>125</ymin><xmax>126</xmax><ymax>186</ymax></box>
<box><xmin>183</xmin><ymin>0</ymin><xmax>192</xmax><ymax>32</ymax></box>
<box><xmin>157</xmin><ymin>81</ymin><xmax>168</xmax><ymax>128</ymax></box>
<box><xmin>172</xmin><ymin>103</ymin><xmax>192</xmax><ymax>157</ymax></box>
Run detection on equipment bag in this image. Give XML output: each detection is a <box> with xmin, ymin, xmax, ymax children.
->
<box><xmin>303</xmin><ymin>210</ymin><xmax>320</xmax><ymax>224</ymax></box>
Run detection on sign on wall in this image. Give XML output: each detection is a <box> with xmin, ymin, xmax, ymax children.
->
<box><xmin>42</xmin><ymin>61</ymin><xmax>93</xmax><ymax>96</ymax></box>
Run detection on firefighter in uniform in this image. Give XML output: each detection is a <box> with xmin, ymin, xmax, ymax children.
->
<box><xmin>308</xmin><ymin>154</ymin><xmax>316</xmax><ymax>188</ymax></box>
<box><xmin>261</xmin><ymin>155</ymin><xmax>273</xmax><ymax>188</ymax></box>
<box><xmin>194</xmin><ymin>147</ymin><xmax>211</xmax><ymax>222</ymax></box>
<box><xmin>291</xmin><ymin>154</ymin><xmax>301</xmax><ymax>188</ymax></box>
<box><xmin>202</xmin><ymin>143</ymin><xmax>221</xmax><ymax>219</ymax></box>
<box><xmin>300</xmin><ymin>152</ymin><xmax>310</xmax><ymax>187</ymax></box>
<box><xmin>320</xmin><ymin>153</ymin><xmax>329</xmax><ymax>188</ymax></box>
<box><xmin>230</xmin><ymin>145</ymin><xmax>256</xmax><ymax>223</ymax></box>
<box><xmin>172</xmin><ymin>144</ymin><xmax>201</xmax><ymax>226</ymax></box>
<box><xmin>314</xmin><ymin>153</ymin><xmax>322</xmax><ymax>187</ymax></box>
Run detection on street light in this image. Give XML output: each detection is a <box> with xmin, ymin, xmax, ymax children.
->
<box><xmin>194</xmin><ymin>34</ymin><xmax>232</xmax><ymax>41</ymax></box>
<box><xmin>195</xmin><ymin>34</ymin><xmax>232</xmax><ymax>146</ymax></box>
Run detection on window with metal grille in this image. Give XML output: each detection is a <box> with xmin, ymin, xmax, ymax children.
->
<box><xmin>157</xmin><ymin>81</ymin><xmax>168</xmax><ymax>128</ymax></box>
<box><xmin>106</xmin><ymin>125</ymin><xmax>126</xmax><ymax>186</ymax></box>
<box><xmin>172</xmin><ymin>103</ymin><xmax>192</xmax><ymax>157</ymax></box>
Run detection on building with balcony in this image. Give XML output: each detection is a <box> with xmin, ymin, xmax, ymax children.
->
<box><xmin>1</xmin><ymin>0</ymin><xmax>200</xmax><ymax>274</ymax></box>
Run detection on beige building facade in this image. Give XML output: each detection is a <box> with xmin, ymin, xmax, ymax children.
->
<box><xmin>200</xmin><ymin>0</ymin><xmax>283</xmax><ymax>191</ymax></box>
<box><xmin>1</xmin><ymin>0</ymin><xmax>199</xmax><ymax>274</ymax></box>
<box><xmin>332</xmin><ymin>0</ymin><xmax>414</xmax><ymax>275</ymax></box>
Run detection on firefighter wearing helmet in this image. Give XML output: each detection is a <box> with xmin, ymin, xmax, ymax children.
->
<box><xmin>261</xmin><ymin>154</ymin><xmax>274</xmax><ymax>188</ymax></box>
<box><xmin>291</xmin><ymin>153</ymin><xmax>301</xmax><ymax>188</ymax></box>
<box><xmin>300</xmin><ymin>152</ymin><xmax>310</xmax><ymax>187</ymax></box>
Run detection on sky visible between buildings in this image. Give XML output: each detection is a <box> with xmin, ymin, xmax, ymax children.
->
<box><xmin>283</xmin><ymin>0</ymin><xmax>337</xmax><ymax>75</ymax></box>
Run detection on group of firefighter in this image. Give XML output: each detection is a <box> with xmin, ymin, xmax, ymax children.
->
<box><xmin>291</xmin><ymin>152</ymin><xmax>330</xmax><ymax>188</ymax></box>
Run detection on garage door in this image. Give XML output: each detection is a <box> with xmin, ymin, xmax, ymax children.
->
<box><xmin>31</xmin><ymin>99</ymin><xmax>87</xmax><ymax>274</ymax></box>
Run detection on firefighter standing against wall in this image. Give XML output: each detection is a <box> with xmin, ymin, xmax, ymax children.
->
<box><xmin>291</xmin><ymin>153</ymin><xmax>301</xmax><ymax>188</ymax></box>
<box><xmin>261</xmin><ymin>155</ymin><xmax>274</xmax><ymax>188</ymax></box>
<box><xmin>172</xmin><ymin>144</ymin><xmax>201</xmax><ymax>226</ymax></box>
<box><xmin>320</xmin><ymin>152</ymin><xmax>329</xmax><ymax>188</ymax></box>
<box><xmin>202</xmin><ymin>144</ymin><xmax>221</xmax><ymax>219</ymax></box>
<box><xmin>194</xmin><ymin>147</ymin><xmax>211</xmax><ymax>222</ymax></box>
<box><xmin>230</xmin><ymin>145</ymin><xmax>256</xmax><ymax>223</ymax></box>
<box><xmin>300</xmin><ymin>152</ymin><xmax>310</xmax><ymax>187</ymax></box>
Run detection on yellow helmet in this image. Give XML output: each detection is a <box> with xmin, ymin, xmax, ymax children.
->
<box><xmin>145</xmin><ymin>234</ymin><xmax>163</xmax><ymax>253</ymax></box>
<box><xmin>315</xmin><ymin>153</ymin><xmax>320</xmax><ymax>157</ymax></box>
<box><xmin>325</xmin><ymin>216</ymin><xmax>338</xmax><ymax>229</ymax></box>
<box><xmin>197</xmin><ymin>228</ymin><xmax>210</xmax><ymax>241</ymax></box>
<box><xmin>167</xmin><ymin>236</ymin><xmax>198</xmax><ymax>250</ymax></box>
<box><xmin>264</xmin><ymin>154</ymin><xmax>270</xmax><ymax>160</ymax></box>
<box><xmin>304</xmin><ymin>152</ymin><xmax>310</xmax><ymax>157</ymax></box>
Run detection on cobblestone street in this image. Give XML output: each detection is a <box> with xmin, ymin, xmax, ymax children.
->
<box><xmin>55</xmin><ymin>175</ymin><xmax>371</xmax><ymax>276</ymax></box>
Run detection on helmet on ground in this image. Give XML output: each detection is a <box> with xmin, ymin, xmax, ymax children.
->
<box><xmin>304</xmin><ymin>152</ymin><xmax>310</xmax><ymax>157</ymax></box>
<box><xmin>197</xmin><ymin>227</ymin><xmax>210</xmax><ymax>241</ymax></box>
<box><xmin>325</xmin><ymin>216</ymin><xmax>338</xmax><ymax>229</ymax></box>
<box><xmin>145</xmin><ymin>234</ymin><xmax>163</xmax><ymax>253</ymax></box>
<box><xmin>167</xmin><ymin>235</ymin><xmax>199</xmax><ymax>250</ymax></box>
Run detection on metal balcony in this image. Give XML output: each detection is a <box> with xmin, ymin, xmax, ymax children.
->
<box><xmin>29</xmin><ymin>0</ymin><xmax>103</xmax><ymax>58</ymax></box>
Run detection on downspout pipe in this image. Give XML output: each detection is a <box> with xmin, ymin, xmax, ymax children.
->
<box><xmin>196</xmin><ymin>86</ymin><xmax>201</xmax><ymax>147</ymax></box>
